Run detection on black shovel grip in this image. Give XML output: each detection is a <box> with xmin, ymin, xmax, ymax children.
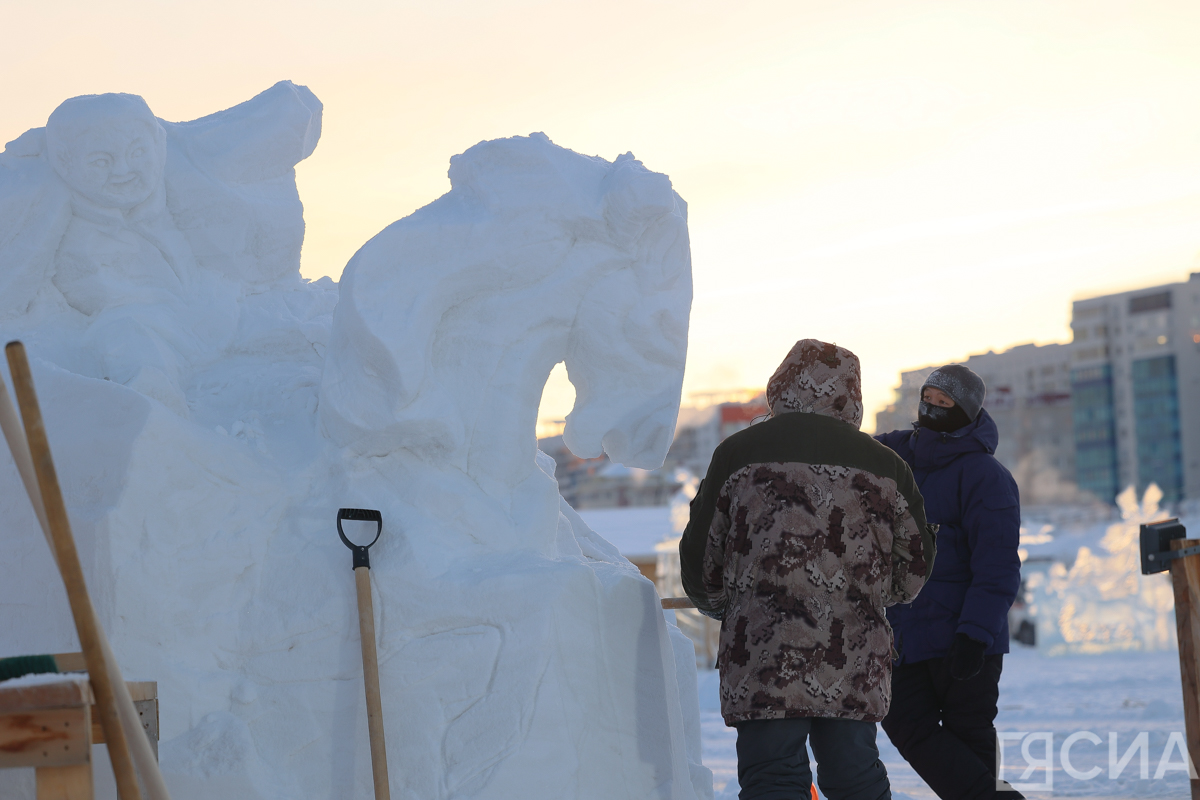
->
<box><xmin>337</xmin><ymin>508</ymin><xmax>383</xmax><ymax>570</ymax></box>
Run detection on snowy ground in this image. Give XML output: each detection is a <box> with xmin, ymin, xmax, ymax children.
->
<box><xmin>699</xmin><ymin>646</ymin><xmax>1192</xmax><ymax>799</ymax></box>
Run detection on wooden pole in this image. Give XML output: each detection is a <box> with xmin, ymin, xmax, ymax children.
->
<box><xmin>0</xmin><ymin>356</ymin><xmax>171</xmax><ymax>800</ymax></box>
<box><xmin>355</xmin><ymin>566</ymin><xmax>391</xmax><ymax>800</ymax></box>
<box><xmin>0</xmin><ymin>357</ymin><xmax>171</xmax><ymax>800</ymax></box>
<box><xmin>1169</xmin><ymin>537</ymin><xmax>1200</xmax><ymax>800</ymax></box>
<box><xmin>5</xmin><ymin>342</ymin><xmax>142</xmax><ymax>800</ymax></box>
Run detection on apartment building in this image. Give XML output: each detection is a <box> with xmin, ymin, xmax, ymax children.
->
<box><xmin>1069</xmin><ymin>272</ymin><xmax>1200</xmax><ymax>504</ymax></box>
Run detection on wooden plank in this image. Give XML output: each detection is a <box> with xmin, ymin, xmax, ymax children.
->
<box><xmin>0</xmin><ymin>677</ymin><xmax>89</xmax><ymax>715</ymax></box>
<box><xmin>0</xmin><ymin>676</ymin><xmax>153</xmax><ymax>710</ymax></box>
<box><xmin>91</xmin><ymin>699</ymin><xmax>158</xmax><ymax>757</ymax></box>
<box><xmin>50</xmin><ymin>653</ymin><xmax>86</xmax><ymax>673</ymax></box>
<box><xmin>1169</xmin><ymin>538</ymin><xmax>1200</xmax><ymax>800</ymax></box>
<box><xmin>140</xmin><ymin>698</ymin><xmax>159</xmax><ymax>760</ymax></box>
<box><xmin>124</xmin><ymin>682</ymin><xmax>156</xmax><ymax>703</ymax></box>
<box><xmin>1</xmin><ymin>672</ymin><xmax>159</xmax><ymax>758</ymax></box>
<box><xmin>83</xmin><ymin>682</ymin><xmax>157</xmax><ymax>705</ymax></box>
<box><xmin>0</xmin><ymin>705</ymin><xmax>91</xmax><ymax>769</ymax></box>
<box><xmin>50</xmin><ymin>654</ymin><xmax>156</xmax><ymax>701</ymax></box>
<box><xmin>36</xmin><ymin>763</ymin><xmax>93</xmax><ymax>800</ymax></box>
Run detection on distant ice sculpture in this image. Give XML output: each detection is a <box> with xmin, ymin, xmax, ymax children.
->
<box><xmin>1028</xmin><ymin>484</ymin><xmax>1176</xmax><ymax>655</ymax></box>
<box><xmin>0</xmin><ymin>85</ymin><xmax>708</xmax><ymax>800</ymax></box>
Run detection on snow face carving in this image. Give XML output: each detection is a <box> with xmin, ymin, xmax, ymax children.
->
<box><xmin>0</xmin><ymin>81</ymin><xmax>322</xmax><ymax>412</ymax></box>
<box><xmin>47</xmin><ymin>94</ymin><xmax>167</xmax><ymax>210</ymax></box>
<box><xmin>321</xmin><ymin>133</ymin><xmax>692</xmax><ymax>498</ymax></box>
<box><xmin>45</xmin><ymin>94</ymin><xmax>202</xmax><ymax>411</ymax></box>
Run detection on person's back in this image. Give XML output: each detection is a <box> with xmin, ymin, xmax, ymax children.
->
<box><xmin>680</xmin><ymin>339</ymin><xmax>936</xmax><ymax>800</ymax></box>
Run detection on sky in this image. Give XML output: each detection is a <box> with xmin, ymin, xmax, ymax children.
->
<box><xmin>4</xmin><ymin>0</ymin><xmax>1200</xmax><ymax>433</ymax></box>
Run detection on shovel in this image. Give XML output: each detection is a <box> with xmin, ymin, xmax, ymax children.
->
<box><xmin>338</xmin><ymin>507</ymin><xmax>391</xmax><ymax>800</ymax></box>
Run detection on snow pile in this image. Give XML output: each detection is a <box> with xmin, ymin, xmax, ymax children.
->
<box><xmin>1027</xmin><ymin>485</ymin><xmax>1176</xmax><ymax>656</ymax></box>
<box><xmin>0</xmin><ymin>84</ymin><xmax>708</xmax><ymax>799</ymax></box>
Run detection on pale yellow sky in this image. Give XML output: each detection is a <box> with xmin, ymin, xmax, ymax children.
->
<box><xmin>4</xmin><ymin>0</ymin><xmax>1200</xmax><ymax>434</ymax></box>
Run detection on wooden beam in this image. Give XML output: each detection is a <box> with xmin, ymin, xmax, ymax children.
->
<box><xmin>0</xmin><ymin>677</ymin><xmax>89</xmax><ymax>715</ymax></box>
<box><xmin>36</xmin><ymin>763</ymin><xmax>93</xmax><ymax>800</ymax></box>
<box><xmin>1169</xmin><ymin>538</ymin><xmax>1200</xmax><ymax>800</ymax></box>
<box><xmin>91</xmin><ymin>700</ymin><xmax>158</xmax><ymax>760</ymax></box>
<box><xmin>0</xmin><ymin>705</ymin><xmax>91</xmax><ymax>770</ymax></box>
<box><xmin>50</xmin><ymin>654</ymin><xmax>86</xmax><ymax>673</ymax></box>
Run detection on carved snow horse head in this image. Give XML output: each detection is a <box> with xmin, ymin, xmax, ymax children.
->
<box><xmin>320</xmin><ymin>133</ymin><xmax>691</xmax><ymax>499</ymax></box>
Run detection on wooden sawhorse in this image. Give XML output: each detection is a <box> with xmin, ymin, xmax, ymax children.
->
<box><xmin>0</xmin><ymin>657</ymin><xmax>158</xmax><ymax>800</ymax></box>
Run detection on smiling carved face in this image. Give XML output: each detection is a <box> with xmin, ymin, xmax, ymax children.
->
<box><xmin>57</xmin><ymin>121</ymin><xmax>164</xmax><ymax>209</ymax></box>
<box><xmin>46</xmin><ymin>94</ymin><xmax>166</xmax><ymax>211</ymax></box>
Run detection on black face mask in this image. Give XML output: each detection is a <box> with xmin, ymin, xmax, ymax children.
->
<box><xmin>917</xmin><ymin>401</ymin><xmax>972</xmax><ymax>433</ymax></box>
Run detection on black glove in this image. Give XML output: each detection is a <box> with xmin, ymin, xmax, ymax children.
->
<box><xmin>948</xmin><ymin>633</ymin><xmax>987</xmax><ymax>680</ymax></box>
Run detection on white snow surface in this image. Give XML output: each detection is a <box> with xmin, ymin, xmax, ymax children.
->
<box><xmin>0</xmin><ymin>84</ymin><xmax>707</xmax><ymax>799</ymax></box>
<box><xmin>701</xmin><ymin>648</ymin><xmax>1193</xmax><ymax>799</ymax></box>
<box><xmin>0</xmin><ymin>671</ymin><xmax>90</xmax><ymax>689</ymax></box>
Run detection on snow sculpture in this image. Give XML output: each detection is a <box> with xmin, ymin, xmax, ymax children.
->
<box><xmin>0</xmin><ymin>81</ymin><xmax>321</xmax><ymax>413</ymax></box>
<box><xmin>0</xmin><ymin>84</ymin><xmax>708</xmax><ymax>800</ymax></box>
<box><xmin>1028</xmin><ymin>484</ymin><xmax>1176</xmax><ymax>655</ymax></box>
<box><xmin>314</xmin><ymin>133</ymin><xmax>704</xmax><ymax>798</ymax></box>
<box><xmin>321</xmin><ymin>133</ymin><xmax>691</xmax><ymax>547</ymax></box>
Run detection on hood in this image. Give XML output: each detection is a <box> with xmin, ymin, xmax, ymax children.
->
<box><xmin>766</xmin><ymin>339</ymin><xmax>863</xmax><ymax>428</ymax></box>
<box><xmin>910</xmin><ymin>407</ymin><xmax>999</xmax><ymax>470</ymax></box>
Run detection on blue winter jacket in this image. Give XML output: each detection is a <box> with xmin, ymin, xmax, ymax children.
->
<box><xmin>875</xmin><ymin>408</ymin><xmax>1021</xmax><ymax>663</ymax></box>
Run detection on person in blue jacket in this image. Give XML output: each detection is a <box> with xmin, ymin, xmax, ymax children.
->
<box><xmin>875</xmin><ymin>365</ymin><xmax>1023</xmax><ymax>799</ymax></box>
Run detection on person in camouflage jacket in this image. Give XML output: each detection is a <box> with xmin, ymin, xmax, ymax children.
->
<box><xmin>680</xmin><ymin>340</ymin><xmax>936</xmax><ymax>800</ymax></box>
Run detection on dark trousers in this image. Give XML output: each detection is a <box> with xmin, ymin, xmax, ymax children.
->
<box><xmin>882</xmin><ymin>654</ymin><xmax>1020</xmax><ymax>800</ymax></box>
<box><xmin>735</xmin><ymin>717</ymin><xmax>891</xmax><ymax>800</ymax></box>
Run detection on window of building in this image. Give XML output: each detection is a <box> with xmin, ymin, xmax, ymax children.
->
<box><xmin>1130</xmin><ymin>292</ymin><xmax>1171</xmax><ymax>314</ymax></box>
<box><xmin>1071</xmin><ymin>364</ymin><xmax>1119</xmax><ymax>504</ymax></box>
<box><xmin>1132</xmin><ymin>355</ymin><xmax>1184</xmax><ymax>504</ymax></box>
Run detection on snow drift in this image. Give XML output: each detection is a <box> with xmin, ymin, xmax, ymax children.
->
<box><xmin>0</xmin><ymin>82</ymin><xmax>709</xmax><ymax>800</ymax></box>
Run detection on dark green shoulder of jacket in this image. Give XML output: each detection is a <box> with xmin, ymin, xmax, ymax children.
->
<box><xmin>679</xmin><ymin>411</ymin><xmax>929</xmax><ymax>609</ymax></box>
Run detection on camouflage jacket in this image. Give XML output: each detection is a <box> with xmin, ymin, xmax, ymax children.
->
<box><xmin>679</xmin><ymin>341</ymin><xmax>935</xmax><ymax>725</ymax></box>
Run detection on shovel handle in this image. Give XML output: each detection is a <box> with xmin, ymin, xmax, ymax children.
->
<box><xmin>355</xmin><ymin>566</ymin><xmax>391</xmax><ymax>800</ymax></box>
